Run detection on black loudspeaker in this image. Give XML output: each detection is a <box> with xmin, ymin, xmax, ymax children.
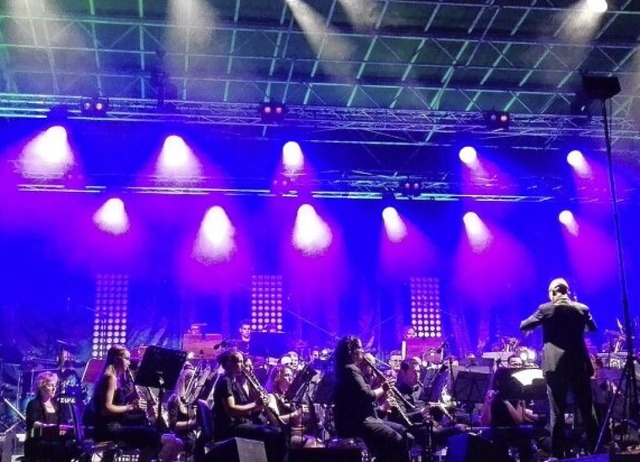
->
<box><xmin>204</xmin><ymin>437</ymin><xmax>267</xmax><ymax>462</ymax></box>
<box><xmin>445</xmin><ymin>433</ymin><xmax>509</xmax><ymax>462</ymax></box>
<box><xmin>582</xmin><ymin>74</ymin><xmax>621</xmax><ymax>100</ymax></box>
<box><xmin>290</xmin><ymin>447</ymin><xmax>364</xmax><ymax>462</ymax></box>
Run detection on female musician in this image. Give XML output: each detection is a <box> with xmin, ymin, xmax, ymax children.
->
<box><xmin>90</xmin><ymin>345</ymin><xmax>158</xmax><ymax>462</ymax></box>
<box><xmin>264</xmin><ymin>364</ymin><xmax>319</xmax><ymax>447</ymax></box>
<box><xmin>333</xmin><ymin>336</ymin><xmax>412</xmax><ymax>462</ymax></box>
<box><xmin>212</xmin><ymin>349</ymin><xmax>288</xmax><ymax>462</ymax></box>
<box><xmin>167</xmin><ymin>364</ymin><xmax>199</xmax><ymax>454</ymax></box>
<box><xmin>25</xmin><ymin>371</ymin><xmax>77</xmax><ymax>462</ymax></box>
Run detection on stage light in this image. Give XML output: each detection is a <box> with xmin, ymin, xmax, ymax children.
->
<box><xmin>94</xmin><ymin>197</ymin><xmax>129</xmax><ymax>235</ymax></box>
<box><xmin>195</xmin><ymin>206</ymin><xmax>236</xmax><ymax>262</ymax></box>
<box><xmin>566</xmin><ymin>149</ymin><xmax>592</xmax><ymax>178</ymax></box>
<box><xmin>459</xmin><ymin>146</ymin><xmax>478</xmax><ymax>165</ymax></box>
<box><xmin>282</xmin><ymin>141</ymin><xmax>304</xmax><ymax>171</ymax></box>
<box><xmin>566</xmin><ymin>150</ymin><xmax>583</xmax><ymax>167</ymax></box>
<box><xmin>382</xmin><ymin>206</ymin><xmax>407</xmax><ymax>243</ymax></box>
<box><xmin>463</xmin><ymin>212</ymin><xmax>492</xmax><ymax>252</ymax></box>
<box><xmin>260</xmin><ymin>101</ymin><xmax>287</xmax><ymax>123</ymax></box>
<box><xmin>92</xmin><ymin>273</ymin><xmax>129</xmax><ymax>358</ymax></box>
<box><xmin>485</xmin><ymin>110</ymin><xmax>510</xmax><ymax>130</ymax></box>
<box><xmin>559</xmin><ymin>210</ymin><xmax>574</xmax><ymax>225</ymax></box>
<box><xmin>399</xmin><ymin>179</ymin><xmax>422</xmax><ymax>197</ymax></box>
<box><xmin>80</xmin><ymin>97</ymin><xmax>109</xmax><ymax>117</ymax></box>
<box><xmin>293</xmin><ymin>204</ymin><xmax>332</xmax><ymax>255</ymax></box>
<box><xmin>559</xmin><ymin>210</ymin><xmax>579</xmax><ymax>235</ymax></box>
<box><xmin>586</xmin><ymin>0</ymin><xmax>607</xmax><ymax>13</ymax></box>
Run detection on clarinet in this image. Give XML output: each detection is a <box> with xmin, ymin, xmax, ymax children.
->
<box><xmin>241</xmin><ymin>368</ymin><xmax>285</xmax><ymax>426</ymax></box>
<box><xmin>361</xmin><ymin>355</ymin><xmax>414</xmax><ymax>428</ymax></box>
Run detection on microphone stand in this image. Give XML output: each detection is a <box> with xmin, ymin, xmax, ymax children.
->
<box><xmin>593</xmin><ymin>95</ymin><xmax>638</xmax><ymax>454</ymax></box>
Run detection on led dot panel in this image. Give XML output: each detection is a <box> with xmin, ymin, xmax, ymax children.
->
<box><xmin>92</xmin><ymin>273</ymin><xmax>129</xmax><ymax>358</ymax></box>
<box><xmin>409</xmin><ymin>276</ymin><xmax>443</xmax><ymax>339</ymax></box>
<box><xmin>250</xmin><ymin>275</ymin><xmax>283</xmax><ymax>332</ymax></box>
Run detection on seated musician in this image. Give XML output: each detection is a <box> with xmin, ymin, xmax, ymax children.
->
<box><xmin>480</xmin><ymin>368</ymin><xmax>542</xmax><ymax>462</ymax></box>
<box><xmin>333</xmin><ymin>336</ymin><xmax>412</xmax><ymax>462</ymax></box>
<box><xmin>89</xmin><ymin>345</ymin><xmax>159</xmax><ymax>462</ymax></box>
<box><xmin>396</xmin><ymin>360</ymin><xmax>422</xmax><ymax>406</ymax></box>
<box><xmin>212</xmin><ymin>349</ymin><xmax>288</xmax><ymax>462</ymax></box>
<box><xmin>25</xmin><ymin>371</ymin><xmax>78</xmax><ymax>462</ymax></box>
<box><xmin>167</xmin><ymin>364</ymin><xmax>201</xmax><ymax>459</ymax></box>
<box><xmin>264</xmin><ymin>364</ymin><xmax>319</xmax><ymax>448</ymax></box>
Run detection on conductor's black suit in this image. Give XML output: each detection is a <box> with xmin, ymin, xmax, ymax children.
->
<box><xmin>520</xmin><ymin>289</ymin><xmax>599</xmax><ymax>459</ymax></box>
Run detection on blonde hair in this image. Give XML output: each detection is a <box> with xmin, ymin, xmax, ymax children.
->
<box><xmin>35</xmin><ymin>371</ymin><xmax>58</xmax><ymax>397</ymax></box>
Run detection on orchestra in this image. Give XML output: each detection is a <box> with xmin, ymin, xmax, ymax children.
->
<box><xmin>1</xmin><ymin>301</ymin><xmax>629</xmax><ymax>462</ymax></box>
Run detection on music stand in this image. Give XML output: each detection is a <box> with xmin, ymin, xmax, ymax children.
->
<box><xmin>250</xmin><ymin>332</ymin><xmax>289</xmax><ymax>359</ymax></box>
<box><xmin>453</xmin><ymin>371</ymin><xmax>491</xmax><ymax>413</ymax></box>
<box><xmin>135</xmin><ymin>346</ymin><xmax>187</xmax><ymax>434</ymax></box>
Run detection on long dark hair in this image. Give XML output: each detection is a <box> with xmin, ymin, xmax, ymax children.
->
<box><xmin>102</xmin><ymin>344</ymin><xmax>128</xmax><ymax>373</ymax></box>
<box><xmin>335</xmin><ymin>335</ymin><xmax>361</xmax><ymax>369</ymax></box>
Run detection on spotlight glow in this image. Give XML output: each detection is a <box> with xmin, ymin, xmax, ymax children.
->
<box><xmin>21</xmin><ymin>125</ymin><xmax>74</xmax><ymax>177</ymax></box>
<box><xmin>382</xmin><ymin>207</ymin><xmax>407</xmax><ymax>243</ymax></box>
<box><xmin>463</xmin><ymin>212</ymin><xmax>493</xmax><ymax>252</ymax></box>
<box><xmin>559</xmin><ymin>210</ymin><xmax>579</xmax><ymax>235</ymax></box>
<box><xmin>93</xmin><ymin>198</ymin><xmax>129</xmax><ymax>235</ymax></box>
<box><xmin>567</xmin><ymin>149</ymin><xmax>592</xmax><ymax>178</ymax></box>
<box><xmin>586</xmin><ymin>0</ymin><xmax>607</xmax><ymax>13</ymax></box>
<box><xmin>156</xmin><ymin>135</ymin><xmax>202</xmax><ymax>180</ymax></box>
<box><xmin>195</xmin><ymin>206</ymin><xmax>236</xmax><ymax>262</ymax></box>
<box><xmin>292</xmin><ymin>204</ymin><xmax>332</xmax><ymax>255</ymax></box>
<box><xmin>459</xmin><ymin>146</ymin><xmax>478</xmax><ymax>165</ymax></box>
<box><xmin>566</xmin><ymin>150</ymin><xmax>584</xmax><ymax>167</ymax></box>
<box><xmin>282</xmin><ymin>141</ymin><xmax>304</xmax><ymax>171</ymax></box>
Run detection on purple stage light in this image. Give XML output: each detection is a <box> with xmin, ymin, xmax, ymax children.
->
<box><xmin>382</xmin><ymin>206</ymin><xmax>407</xmax><ymax>243</ymax></box>
<box><xmin>559</xmin><ymin>210</ymin><xmax>579</xmax><ymax>235</ymax></box>
<box><xmin>282</xmin><ymin>141</ymin><xmax>304</xmax><ymax>171</ymax></box>
<box><xmin>567</xmin><ymin>149</ymin><xmax>592</xmax><ymax>178</ymax></box>
<box><xmin>21</xmin><ymin>126</ymin><xmax>74</xmax><ymax>177</ymax></box>
<box><xmin>292</xmin><ymin>204</ymin><xmax>332</xmax><ymax>255</ymax></box>
<box><xmin>459</xmin><ymin>146</ymin><xmax>478</xmax><ymax>165</ymax></box>
<box><xmin>93</xmin><ymin>198</ymin><xmax>129</xmax><ymax>235</ymax></box>
<box><xmin>463</xmin><ymin>211</ymin><xmax>492</xmax><ymax>252</ymax></box>
<box><xmin>195</xmin><ymin>206</ymin><xmax>236</xmax><ymax>262</ymax></box>
<box><xmin>559</xmin><ymin>210</ymin><xmax>574</xmax><ymax>225</ymax></box>
<box><xmin>156</xmin><ymin>135</ymin><xmax>202</xmax><ymax>179</ymax></box>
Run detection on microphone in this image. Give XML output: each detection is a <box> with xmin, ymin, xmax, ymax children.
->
<box><xmin>435</xmin><ymin>341</ymin><xmax>448</xmax><ymax>354</ymax></box>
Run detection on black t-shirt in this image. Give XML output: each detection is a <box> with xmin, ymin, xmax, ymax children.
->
<box><xmin>213</xmin><ymin>375</ymin><xmax>253</xmax><ymax>438</ymax></box>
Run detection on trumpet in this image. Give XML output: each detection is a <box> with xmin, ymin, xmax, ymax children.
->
<box><xmin>241</xmin><ymin>367</ymin><xmax>285</xmax><ymax>426</ymax></box>
<box><xmin>361</xmin><ymin>354</ymin><xmax>414</xmax><ymax>428</ymax></box>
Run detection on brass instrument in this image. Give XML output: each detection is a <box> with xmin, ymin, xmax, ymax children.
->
<box><xmin>241</xmin><ymin>367</ymin><xmax>285</xmax><ymax>426</ymax></box>
<box><xmin>361</xmin><ymin>355</ymin><xmax>414</xmax><ymax>428</ymax></box>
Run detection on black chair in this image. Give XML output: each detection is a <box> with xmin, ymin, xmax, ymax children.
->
<box><xmin>69</xmin><ymin>403</ymin><xmax>120</xmax><ymax>462</ymax></box>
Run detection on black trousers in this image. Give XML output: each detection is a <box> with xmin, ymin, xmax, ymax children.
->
<box><xmin>347</xmin><ymin>417</ymin><xmax>412</xmax><ymax>462</ymax></box>
<box><xmin>546</xmin><ymin>370</ymin><xmax>599</xmax><ymax>458</ymax></box>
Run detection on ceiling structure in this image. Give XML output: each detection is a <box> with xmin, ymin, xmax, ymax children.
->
<box><xmin>1</xmin><ymin>0</ymin><xmax>639</xmax><ymax>202</ymax></box>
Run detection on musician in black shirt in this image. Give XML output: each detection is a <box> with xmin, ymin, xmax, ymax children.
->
<box><xmin>90</xmin><ymin>345</ymin><xmax>157</xmax><ymax>462</ymax></box>
<box><xmin>213</xmin><ymin>349</ymin><xmax>287</xmax><ymax>462</ymax></box>
<box><xmin>333</xmin><ymin>335</ymin><xmax>411</xmax><ymax>462</ymax></box>
<box><xmin>25</xmin><ymin>371</ymin><xmax>77</xmax><ymax>462</ymax></box>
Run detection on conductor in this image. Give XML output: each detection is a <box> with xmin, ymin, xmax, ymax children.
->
<box><xmin>520</xmin><ymin>278</ymin><xmax>599</xmax><ymax>460</ymax></box>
